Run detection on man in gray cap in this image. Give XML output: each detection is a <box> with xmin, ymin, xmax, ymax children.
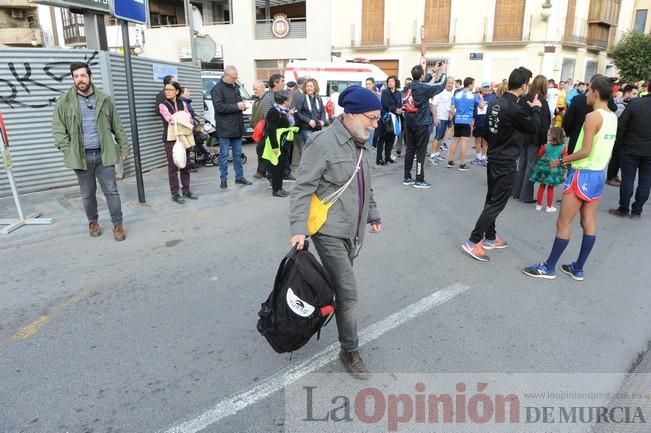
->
<box><xmin>289</xmin><ymin>85</ymin><xmax>382</xmax><ymax>379</ymax></box>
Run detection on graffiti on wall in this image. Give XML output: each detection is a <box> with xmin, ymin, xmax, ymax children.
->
<box><xmin>0</xmin><ymin>51</ymin><xmax>99</xmax><ymax>110</ymax></box>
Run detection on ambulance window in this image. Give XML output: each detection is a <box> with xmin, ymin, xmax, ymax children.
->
<box><xmin>326</xmin><ymin>80</ymin><xmax>360</xmax><ymax>96</ymax></box>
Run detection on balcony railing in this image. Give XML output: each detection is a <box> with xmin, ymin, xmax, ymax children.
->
<box><xmin>0</xmin><ymin>27</ymin><xmax>41</xmax><ymax>46</ymax></box>
<box><xmin>255</xmin><ymin>17</ymin><xmax>306</xmax><ymax>40</ymax></box>
<box><xmin>563</xmin><ymin>17</ymin><xmax>587</xmax><ymax>46</ymax></box>
<box><xmin>489</xmin><ymin>15</ymin><xmax>532</xmax><ymax>44</ymax></box>
<box><xmin>587</xmin><ymin>36</ymin><xmax>609</xmax><ymax>51</ymax></box>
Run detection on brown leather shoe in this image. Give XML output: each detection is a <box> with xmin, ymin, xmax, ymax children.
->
<box><xmin>88</xmin><ymin>221</ymin><xmax>102</xmax><ymax>237</ymax></box>
<box><xmin>113</xmin><ymin>223</ymin><xmax>126</xmax><ymax>241</ymax></box>
<box><xmin>340</xmin><ymin>350</ymin><xmax>369</xmax><ymax>380</ymax></box>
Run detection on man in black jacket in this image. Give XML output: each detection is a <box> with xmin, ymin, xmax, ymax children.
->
<box><xmin>211</xmin><ymin>65</ymin><xmax>252</xmax><ymax>189</ymax></box>
<box><xmin>609</xmin><ymin>86</ymin><xmax>651</xmax><ymax>220</ymax></box>
<box><xmin>403</xmin><ymin>62</ymin><xmax>447</xmax><ymax>188</ymax></box>
<box><xmin>563</xmin><ymin>75</ymin><xmax>618</xmax><ymax>154</ymax></box>
<box><xmin>462</xmin><ymin>67</ymin><xmax>541</xmax><ymax>261</ymax></box>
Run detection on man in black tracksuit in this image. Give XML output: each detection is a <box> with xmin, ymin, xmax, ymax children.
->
<box><xmin>403</xmin><ymin>63</ymin><xmax>447</xmax><ymax>188</ymax></box>
<box><xmin>462</xmin><ymin>67</ymin><xmax>541</xmax><ymax>262</ymax></box>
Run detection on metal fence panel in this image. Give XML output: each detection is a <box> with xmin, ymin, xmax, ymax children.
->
<box><xmin>0</xmin><ymin>48</ymin><xmax>105</xmax><ymax>197</ymax></box>
<box><xmin>0</xmin><ymin>48</ymin><xmax>202</xmax><ymax>197</ymax></box>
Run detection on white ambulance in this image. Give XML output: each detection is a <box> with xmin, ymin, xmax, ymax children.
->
<box><xmin>284</xmin><ymin>60</ymin><xmax>388</xmax><ymax>98</ymax></box>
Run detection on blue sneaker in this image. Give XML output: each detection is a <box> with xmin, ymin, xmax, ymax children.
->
<box><xmin>470</xmin><ymin>157</ymin><xmax>482</xmax><ymax>165</ymax></box>
<box><xmin>560</xmin><ymin>263</ymin><xmax>585</xmax><ymax>281</ymax></box>
<box><xmin>522</xmin><ymin>262</ymin><xmax>556</xmax><ymax>279</ymax></box>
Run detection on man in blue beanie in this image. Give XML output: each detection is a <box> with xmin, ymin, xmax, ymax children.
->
<box><xmin>404</xmin><ymin>62</ymin><xmax>447</xmax><ymax>188</ymax></box>
<box><xmin>289</xmin><ymin>85</ymin><xmax>382</xmax><ymax>379</ymax></box>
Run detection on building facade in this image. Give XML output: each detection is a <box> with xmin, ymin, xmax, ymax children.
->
<box><xmin>0</xmin><ymin>0</ymin><xmax>43</xmax><ymax>47</ymax></box>
<box><xmin>332</xmin><ymin>0</ymin><xmax>639</xmax><ymax>84</ymax></box>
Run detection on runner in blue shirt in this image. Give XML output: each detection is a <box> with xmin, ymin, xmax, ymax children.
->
<box><xmin>448</xmin><ymin>77</ymin><xmax>480</xmax><ymax>171</ymax></box>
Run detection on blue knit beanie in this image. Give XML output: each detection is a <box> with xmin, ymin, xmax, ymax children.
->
<box><xmin>337</xmin><ymin>85</ymin><xmax>382</xmax><ymax>113</ymax></box>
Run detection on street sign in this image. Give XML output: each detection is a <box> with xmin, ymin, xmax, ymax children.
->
<box><xmin>195</xmin><ymin>35</ymin><xmax>216</xmax><ymax>62</ymax></box>
<box><xmin>30</xmin><ymin>0</ymin><xmax>109</xmax><ymax>13</ymax></box>
<box><xmin>110</xmin><ymin>0</ymin><xmax>147</xmax><ymax>24</ymax></box>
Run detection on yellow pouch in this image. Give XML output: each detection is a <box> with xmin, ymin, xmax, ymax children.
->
<box><xmin>307</xmin><ymin>193</ymin><xmax>334</xmax><ymax>236</ymax></box>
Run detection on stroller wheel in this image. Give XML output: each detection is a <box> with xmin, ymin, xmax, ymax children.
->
<box><xmin>211</xmin><ymin>154</ymin><xmax>220</xmax><ymax>166</ymax></box>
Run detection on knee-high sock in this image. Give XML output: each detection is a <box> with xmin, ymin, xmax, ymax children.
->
<box><xmin>545</xmin><ymin>237</ymin><xmax>570</xmax><ymax>270</ymax></box>
<box><xmin>574</xmin><ymin>234</ymin><xmax>596</xmax><ymax>271</ymax></box>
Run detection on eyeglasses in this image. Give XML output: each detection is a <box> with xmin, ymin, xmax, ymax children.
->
<box><xmin>359</xmin><ymin>113</ymin><xmax>380</xmax><ymax>122</ymax></box>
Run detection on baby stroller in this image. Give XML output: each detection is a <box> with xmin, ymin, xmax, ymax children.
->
<box><xmin>189</xmin><ymin>122</ymin><xmax>219</xmax><ymax>169</ymax></box>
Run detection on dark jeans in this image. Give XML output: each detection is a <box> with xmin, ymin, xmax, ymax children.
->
<box><xmin>270</xmin><ymin>144</ymin><xmax>289</xmax><ymax>192</ymax></box>
<box><xmin>512</xmin><ymin>143</ymin><xmax>538</xmax><ymax>201</ymax></box>
<box><xmin>470</xmin><ymin>160</ymin><xmax>517</xmax><ymax>243</ymax></box>
<box><xmin>607</xmin><ymin>143</ymin><xmax>621</xmax><ymax>181</ymax></box>
<box><xmin>164</xmin><ymin>140</ymin><xmax>190</xmax><ymax>196</ymax></box>
<box><xmin>74</xmin><ymin>149</ymin><xmax>123</xmax><ymax>225</ymax></box>
<box><xmin>619</xmin><ymin>152</ymin><xmax>651</xmax><ymax>216</ymax></box>
<box><xmin>312</xmin><ymin>233</ymin><xmax>359</xmax><ymax>352</ymax></box>
<box><xmin>377</xmin><ymin>131</ymin><xmax>395</xmax><ymax>163</ymax></box>
<box><xmin>404</xmin><ymin>124</ymin><xmax>429</xmax><ymax>181</ymax></box>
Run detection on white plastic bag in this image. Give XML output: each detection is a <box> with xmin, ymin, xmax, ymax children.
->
<box><xmin>172</xmin><ymin>141</ymin><xmax>186</xmax><ymax>168</ymax></box>
<box><xmin>171</xmin><ymin>121</ymin><xmax>186</xmax><ymax>168</ymax></box>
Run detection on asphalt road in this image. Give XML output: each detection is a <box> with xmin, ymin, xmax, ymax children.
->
<box><xmin>1</xmin><ymin>157</ymin><xmax>650</xmax><ymax>433</ymax></box>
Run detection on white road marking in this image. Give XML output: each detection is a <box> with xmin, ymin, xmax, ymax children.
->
<box><xmin>161</xmin><ymin>283</ymin><xmax>470</xmax><ymax>433</ymax></box>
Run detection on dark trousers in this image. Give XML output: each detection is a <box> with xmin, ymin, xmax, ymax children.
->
<box><xmin>164</xmin><ymin>140</ymin><xmax>190</xmax><ymax>196</ymax></box>
<box><xmin>377</xmin><ymin>132</ymin><xmax>395</xmax><ymax>163</ymax></box>
<box><xmin>270</xmin><ymin>147</ymin><xmax>287</xmax><ymax>192</ymax></box>
<box><xmin>607</xmin><ymin>144</ymin><xmax>621</xmax><ymax>181</ymax></box>
<box><xmin>470</xmin><ymin>160</ymin><xmax>517</xmax><ymax>243</ymax></box>
<box><xmin>619</xmin><ymin>152</ymin><xmax>651</xmax><ymax>216</ymax></box>
<box><xmin>512</xmin><ymin>143</ymin><xmax>538</xmax><ymax>201</ymax></box>
<box><xmin>404</xmin><ymin>124</ymin><xmax>429</xmax><ymax>181</ymax></box>
<box><xmin>74</xmin><ymin>149</ymin><xmax>123</xmax><ymax>225</ymax></box>
<box><xmin>256</xmin><ymin>140</ymin><xmax>268</xmax><ymax>176</ymax></box>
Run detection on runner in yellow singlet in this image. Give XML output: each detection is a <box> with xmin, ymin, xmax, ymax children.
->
<box><xmin>523</xmin><ymin>76</ymin><xmax>617</xmax><ymax>281</ymax></box>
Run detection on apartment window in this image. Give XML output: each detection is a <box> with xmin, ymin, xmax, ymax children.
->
<box><xmin>634</xmin><ymin>9</ymin><xmax>648</xmax><ymax>33</ymax></box>
<box><xmin>423</xmin><ymin>0</ymin><xmax>451</xmax><ymax>43</ymax></box>
<box><xmin>493</xmin><ymin>0</ymin><xmax>525</xmax><ymax>42</ymax></box>
<box><xmin>361</xmin><ymin>0</ymin><xmax>384</xmax><ymax>45</ymax></box>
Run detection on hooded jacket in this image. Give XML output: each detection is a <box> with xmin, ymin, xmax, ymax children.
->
<box><xmin>404</xmin><ymin>73</ymin><xmax>447</xmax><ymax>127</ymax></box>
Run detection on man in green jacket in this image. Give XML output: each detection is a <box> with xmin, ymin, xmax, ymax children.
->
<box><xmin>289</xmin><ymin>85</ymin><xmax>382</xmax><ymax>380</ymax></box>
<box><xmin>52</xmin><ymin>62</ymin><xmax>130</xmax><ymax>241</ymax></box>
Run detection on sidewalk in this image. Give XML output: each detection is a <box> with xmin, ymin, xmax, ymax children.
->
<box><xmin>0</xmin><ymin>145</ymin><xmax>267</xmax><ymax>249</ymax></box>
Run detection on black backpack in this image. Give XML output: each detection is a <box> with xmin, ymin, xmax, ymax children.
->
<box><xmin>257</xmin><ymin>242</ymin><xmax>335</xmax><ymax>353</ymax></box>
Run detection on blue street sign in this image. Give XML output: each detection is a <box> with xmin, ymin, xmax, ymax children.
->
<box><xmin>110</xmin><ymin>0</ymin><xmax>147</xmax><ymax>24</ymax></box>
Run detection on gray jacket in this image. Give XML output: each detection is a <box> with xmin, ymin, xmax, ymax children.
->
<box><xmin>290</xmin><ymin>116</ymin><xmax>380</xmax><ymax>243</ymax></box>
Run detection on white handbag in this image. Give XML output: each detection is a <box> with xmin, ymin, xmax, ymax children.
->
<box><xmin>171</xmin><ymin>122</ymin><xmax>187</xmax><ymax>168</ymax></box>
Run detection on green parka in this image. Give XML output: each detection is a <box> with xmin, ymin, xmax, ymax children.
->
<box><xmin>52</xmin><ymin>85</ymin><xmax>129</xmax><ymax>170</ymax></box>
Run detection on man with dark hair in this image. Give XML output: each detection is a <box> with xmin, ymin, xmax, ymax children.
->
<box><xmin>609</xmin><ymin>80</ymin><xmax>651</xmax><ymax>220</ymax></box>
<box><xmin>607</xmin><ymin>84</ymin><xmax>639</xmax><ymax>186</ymax></box>
<box><xmin>262</xmin><ymin>73</ymin><xmax>285</xmax><ymax>117</ymax></box>
<box><xmin>52</xmin><ymin>62</ymin><xmax>129</xmax><ymax>241</ymax></box>
<box><xmin>402</xmin><ymin>62</ymin><xmax>447</xmax><ymax>188</ymax></box>
<box><xmin>448</xmin><ymin>76</ymin><xmax>479</xmax><ymax>170</ymax></box>
<box><xmin>462</xmin><ymin>66</ymin><xmax>541</xmax><ymax>261</ymax></box>
<box><xmin>524</xmin><ymin>76</ymin><xmax>618</xmax><ymax>280</ymax></box>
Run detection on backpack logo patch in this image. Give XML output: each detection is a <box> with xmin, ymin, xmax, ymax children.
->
<box><xmin>286</xmin><ymin>288</ymin><xmax>315</xmax><ymax>317</ymax></box>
